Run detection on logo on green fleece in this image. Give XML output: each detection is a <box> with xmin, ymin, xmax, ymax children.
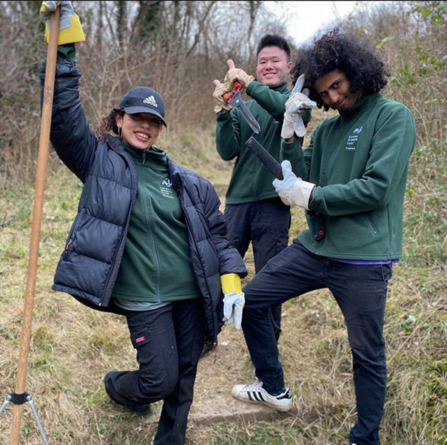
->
<box><xmin>346</xmin><ymin>126</ymin><xmax>363</xmax><ymax>150</ymax></box>
<box><xmin>161</xmin><ymin>178</ymin><xmax>174</xmax><ymax>198</ymax></box>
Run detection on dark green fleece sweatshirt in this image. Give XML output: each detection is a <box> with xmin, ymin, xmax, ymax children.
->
<box><xmin>112</xmin><ymin>143</ymin><xmax>200</xmax><ymax>302</ymax></box>
<box><xmin>216</xmin><ymin>81</ymin><xmax>300</xmax><ymax>204</ymax></box>
<box><xmin>282</xmin><ymin>94</ymin><xmax>416</xmax><ymax>260</ymax></box>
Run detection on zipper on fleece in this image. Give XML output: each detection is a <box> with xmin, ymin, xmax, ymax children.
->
<box><xmin>142</xmin><ymin>186</ymin><xmax>162</xmax><ymax>303</ymax></box>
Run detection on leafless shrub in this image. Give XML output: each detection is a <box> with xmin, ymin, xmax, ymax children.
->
<box><xmin>0</xmin><ymin>1</ymin><xmax>286</xmax><ymax>186</ymax></box>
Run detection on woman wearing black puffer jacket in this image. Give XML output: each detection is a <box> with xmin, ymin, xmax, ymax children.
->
<box><xmin>40</xmin><ymin>2</ymin><xmax>247</xmax><ymax>444</ymax></box>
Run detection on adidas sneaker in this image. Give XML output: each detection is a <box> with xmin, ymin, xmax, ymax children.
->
<box><xmin>231</xmin><ymin>380</ymin><xmax>292</xmax><ymax>412</ymax></box>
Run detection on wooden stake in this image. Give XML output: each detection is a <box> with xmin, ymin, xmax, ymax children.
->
<box><xmin>10</xmin><ymin>7</ymin><xmax>61</xmax><ymax>444</ymax></box>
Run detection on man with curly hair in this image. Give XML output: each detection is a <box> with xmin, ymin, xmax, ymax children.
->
<box><xmin>231</xmin><ymin>29</ymin><xmax>416</xmax><ymax>445</ymax></box>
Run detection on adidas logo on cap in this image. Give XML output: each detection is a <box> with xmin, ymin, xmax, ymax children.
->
<box><xmin>143</xmin><ymin>95</ymin><xmax>158</xmax><ymax>107</ymax></box>
<box><xmin>119</xmin><ymin>86</ymin><xmax>167</xmax><ymax>127</ymax></box>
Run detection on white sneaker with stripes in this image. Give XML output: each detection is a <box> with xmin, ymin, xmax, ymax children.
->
<box><xmin>231</xmin><ymin>379</ymin><xmax>292</xmax><ymax>412</ymax></box>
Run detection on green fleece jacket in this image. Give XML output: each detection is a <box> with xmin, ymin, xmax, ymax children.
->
<box><xmin>216</xmin><ymin>81</ymin><xmax>294</xmax><ymax>204</ymax></box>
<box><xmin>282</xmin><ymin>94</ymin><xmax>416</xmax><ymax>260</ymax></box>
<box><xmin>112</xmin><ymin>143</ymin><xmax>200</xmax><ymax>302</ymax></box>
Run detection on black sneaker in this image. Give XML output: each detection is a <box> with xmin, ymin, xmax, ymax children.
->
<box><xmin>104</xmin><ymin>371</ymin><xmax>151</xmax><ymax>415</ymax></box>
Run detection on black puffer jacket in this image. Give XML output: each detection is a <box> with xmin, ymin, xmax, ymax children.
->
<box><xmin>40</xmin><ymin>58</ymin><xmax>247</xmax><ymax>341</ymax></box>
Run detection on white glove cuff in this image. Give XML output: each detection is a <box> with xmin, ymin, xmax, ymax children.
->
<box><xmin>292</xmin><ymin>180</ymin><xmax>315</xmax><ymax>210</ymax></box>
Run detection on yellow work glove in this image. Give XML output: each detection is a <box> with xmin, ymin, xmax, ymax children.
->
<box><xmin>41</xmin><ymin>1</ymin><xmax>86</xmax><ymax>45</ymax></box>
<box><xmin>221</xmin><ymin>273</ymin><xmax>244</xmax><ymax>330</ymax></box>
<box><xmin>221</xmin><ymin>273</ymin><xmax>242</xmax><ymax>294</ymax></box>
<box><xmin>213</xmin><ymin>81</ymin><xmax>233</xmax><ymax>114</ymax></box>
<box><xmin>224</xmin><ymin>68</ymin><xmax>254</xmax><ymax>90</ymax></box>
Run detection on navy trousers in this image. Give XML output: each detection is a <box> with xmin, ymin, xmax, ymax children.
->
<box><xmin>107</xmin><ymin>299</ymin><xmax>205</xmax><ymax>445</ymax></box>
<box><xmin>242</xmin><ymin>240</ymin><xmax>391</xmax><ymax>445</ymax></box>
<box><xmin>224</xmin><ymin>198</ymin><xmax>290</xmax><ymax>340</ymax></box>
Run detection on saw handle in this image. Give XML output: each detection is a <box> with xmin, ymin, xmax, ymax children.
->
<box><xmin>224</xmin><ymin>81</ymin><xmax>243</xmax><ymax>102</ymax></box>
<box><xmin>245</xmin><ymin>136</ymin><xmax>284</xmax><ymax>180</ymax></box>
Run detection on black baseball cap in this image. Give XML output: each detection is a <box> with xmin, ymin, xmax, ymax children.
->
<box><xmin>119</xmin><ymin>86</ymin><xmax>167</xmax><ymax>127</ymax></box>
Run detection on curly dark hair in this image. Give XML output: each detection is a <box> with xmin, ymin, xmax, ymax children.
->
<box><xmin>292</xmin><ymin>28</ymin><xmax>389</xmax><ymax>110</ymax></box>
<box><xmin>97</xmin><ymin>108</ymin><xmax>124</xmax><ymax>137</ymax></box>
<box><xmin>257</xmin><ymin>34</ymin><xmax>291</xmax><ymax>61</ymax></box>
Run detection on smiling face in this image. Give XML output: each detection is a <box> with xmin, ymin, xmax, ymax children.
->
<box><xmin>255</xmin><ymin>46</ymin><xmax>292</xmax><ymax>86</ymax></box>
<box><xmin>314</xmin><ymin>70</ymin><xmax>363</xmax><ymax>114</ymax></box>
<box><xmin>116</xmin><ymin>112</ymin><xmax>163</xmax><ymax>150</ymax></box>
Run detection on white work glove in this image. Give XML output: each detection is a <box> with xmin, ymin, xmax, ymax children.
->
<box><xmin>223</xmin><ymin>292</ymin><xmax>245</xmax><ymax>330</ymax></box>
<box><xmin>273</xmin><ymin>160</ymin><xmax>315</xmax><ymax>210</ymax></box>
<box><xmin>281</xmin><ymin>74</ymin><xmax>316</xmax><ymax>139</ymax></box>
<box><xmin>41</xmin><ymin>1</ymin><xmax>86</xmax><ymax>45</ymax></box>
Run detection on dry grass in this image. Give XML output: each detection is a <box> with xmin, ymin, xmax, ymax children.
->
<box><xmin>1</xmin><ymin>120</ymin><xmax>446</xmax><ymax>444</ymax></box>
<box><xmin>1</xmin><ymin>2</ymin><xmax>446</xmax><ymax>442</ymax></box>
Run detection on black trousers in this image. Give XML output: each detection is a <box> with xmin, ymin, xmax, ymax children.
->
<box><xmin>224</xmin><ymin>198</ymin><xmax>290</xmax><ymax>340</ymax></box>
<box><xmin>107</xmin><ymin>299</ymin><xmax>205</xmax><ymax>445</ymax></box>
<box><xmin>242</xmin><ymin>240</ymin><xmax>391</xmax><ymax>445</ymax></box>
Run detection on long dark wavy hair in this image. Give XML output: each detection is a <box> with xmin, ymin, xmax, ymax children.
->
<box><xmin>97</xmin><ymin>108</ymin><xmax>124</xmax><ymax>136</ymax></box>
<box><xmin>292</xmin><ymin>28</ymin><xmax>389</xmax><ymax>110</ymax></box>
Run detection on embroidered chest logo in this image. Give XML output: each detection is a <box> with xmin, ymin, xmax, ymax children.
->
<box><xmin>160</xmin><ymin>178</ymin><xmax>174</xmax><ymax>198</ymax></box>
<box><xmin>346</xmin><ymin>126</ymin><xmax>363</xmax><ymax>150</ymax></box>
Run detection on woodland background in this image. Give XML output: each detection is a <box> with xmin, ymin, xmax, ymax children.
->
<box><xmin>0</xmin><ymin>1</ymin><xmax>446</xmax><ymax>444</ymax></box>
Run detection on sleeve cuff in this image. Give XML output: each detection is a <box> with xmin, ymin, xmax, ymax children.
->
<box><xmin>220</xmin><ymin>273</ymin><xmax>242</xmax><ymax>294</ymax></box>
